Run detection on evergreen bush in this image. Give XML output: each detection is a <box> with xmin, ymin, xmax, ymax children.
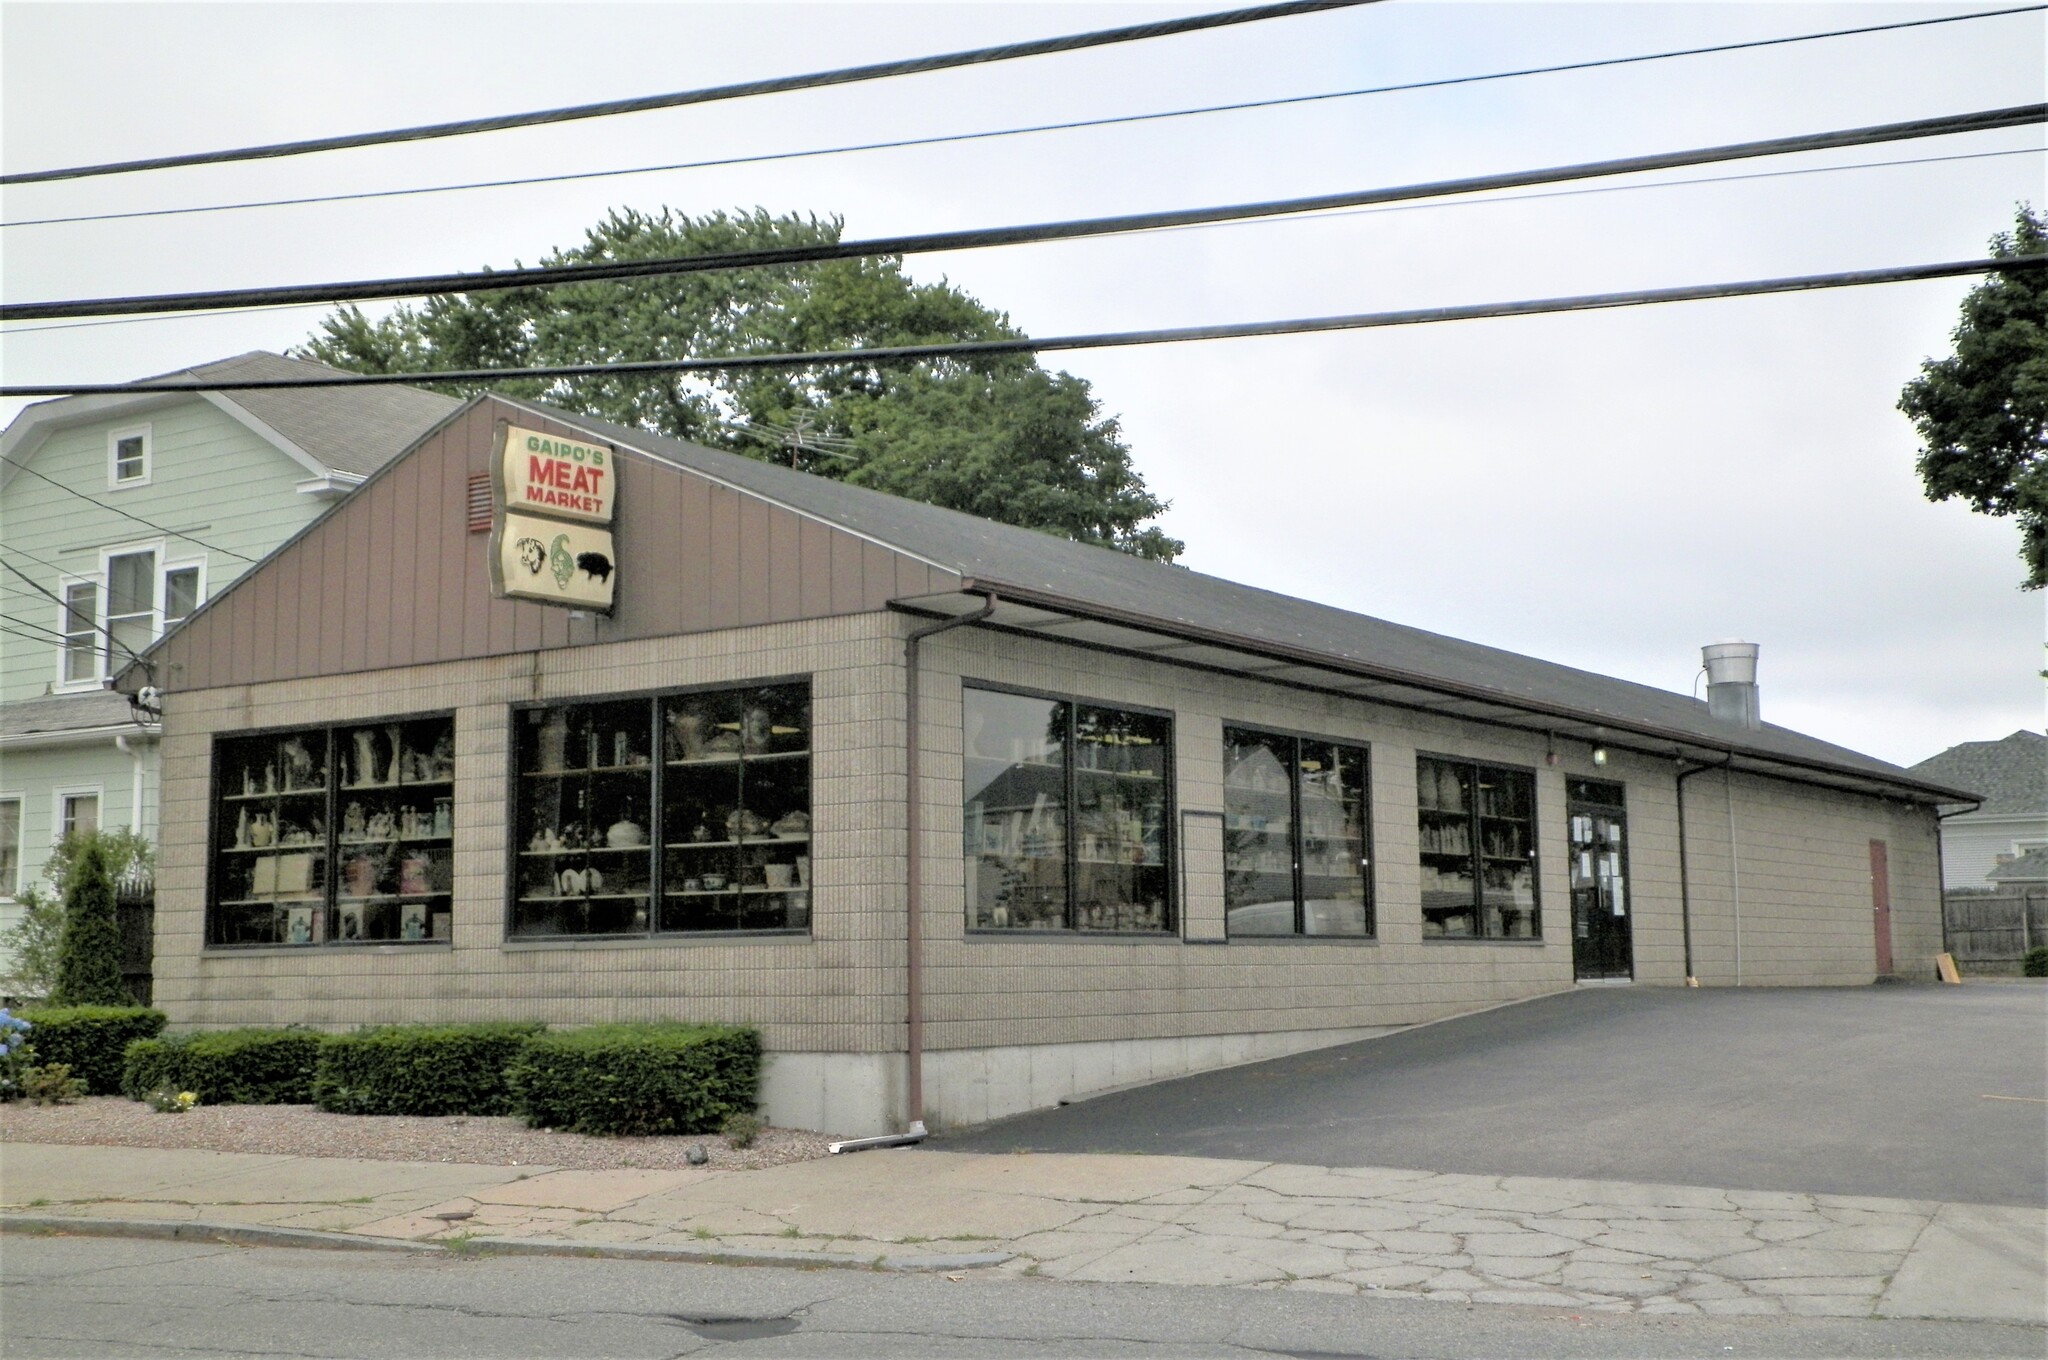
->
<box><xmin>312</xmin><ymin>1023</ymin><xmax>545</xmax><ymax>1116</ymax></box>
<box><xmin>2024</xmin><ymin>945</ymin><xmax>2048</xmax><ymax>978</ymax></box>
<box><xmin>18</xmin><ymin>1005</ymin><xmax>167</xmax><ymax>1095</ymax></box>
<box><xmin>49</xmin><ymin>841</ymin><xmax>128</xmax><ymax>1007</ymax></box>
<box><xmin>119</xmin><ymin>1029</ymin><xmax>322</xmax><ymax>1105</ymax></box>
<box><xmin>507</xmin><ymin>1024</ymin><xmax>760</xmax><ymax>1137</ymax></box>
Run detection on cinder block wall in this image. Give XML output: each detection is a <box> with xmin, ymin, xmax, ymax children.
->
<box><xmin>152</xmin><ymin>612</ymin><xmax>913</xmax><ymax>1058</ymax></box>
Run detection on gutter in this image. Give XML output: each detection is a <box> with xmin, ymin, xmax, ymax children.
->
<box><xmin>0</xmin><ymin>723</ymin><xmax>158</xmax><ymax>751</ymax></box>
<box><xmin>945</xmin><ymin>581</ymin><xmax>1972</xmax><ymax>806</ymax></box>
<box><xmin>895</xmin><ymin>589</ymin><xmax>996</xmax><ymax>1139</ymax></box>
<box><xmin>1675</xmin><ymin>754</ymin><xmax>1733</xmax><ymax>985</ymax></box>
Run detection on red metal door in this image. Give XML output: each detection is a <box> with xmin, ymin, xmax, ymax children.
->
<box><xmin>1869</xmin><ymin>839</ymin><xmax>1892</xmax><ymax>976</ymax></box>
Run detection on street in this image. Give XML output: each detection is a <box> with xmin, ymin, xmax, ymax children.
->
<box><xmin>3</xmin><ymin>1234</ymin><xmax>2042</xmax><ymax>1360</ymax></box>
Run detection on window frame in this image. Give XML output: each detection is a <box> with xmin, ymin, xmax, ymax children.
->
<box><xmin>0</xmin><ymin>795</ymin><xmax>22</xmax><ymax>900</ymax></box>
<box><xmin>53</xmin><ymin>786</ymin><xmax>103</xmax><ymax>843</ymax></box>
<box><xmin>1415</xmin><ymin>752</ymin><xmax>1542</xmax><ymax>942</ymax></box>
<box><xmin>505</xmin><ymin>676</ymin><xmax>814</xmax><ymax>943</ymax></box>
<box><xmin>107</xmin><ymin>424</ymin><xmax>153</xmax><ymax>488</ymax></box>
<box><xmin>51</xmin><ymin>542</ymin><xmax>203</xmax><ymax>690</ymax></box>
<box><xmin>1222</xmin><ymin>722</ymin><xmax>1375</xmax><ymax>939</ymax></box>
<box><xmin>205</xmin><ymin>712</ymin><xmax>456</xmax><ymax>950</ymax></box>
<box><xmin>962</xmin><ymin>680</ymin><xmax>1177</xmax><ymax>937</ymax></box>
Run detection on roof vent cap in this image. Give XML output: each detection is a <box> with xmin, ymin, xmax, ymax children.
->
<box><xmin>1702</xmin><ymin>640</ymin><xmax>1761</xmax><ymax>729</ymax></box>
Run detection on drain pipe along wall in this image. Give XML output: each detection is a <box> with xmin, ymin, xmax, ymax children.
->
<box><xmin>1674</xmin><ymin>754</ymin><xmax>1733</xmax><ymax>985</ymax></box>
<box><xmin>901</xmin><ymin>592</ymin><xmax>996</xmax><ymax>1134</ymax></box>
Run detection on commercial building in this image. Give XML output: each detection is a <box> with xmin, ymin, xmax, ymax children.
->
<box><xmin>121</xmin><ymin>394</ymin><xmax>1974</xmax><ymax>1135</ymax></box>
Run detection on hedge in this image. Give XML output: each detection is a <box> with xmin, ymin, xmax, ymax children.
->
<box><xmin>507</xmin><ymin>1024</ymin><xmax>760</xmax><ymax>1137</ymax></box>
<box><xmin>312</xmin><ymin>1022</ymin><xmax>545</xmax><ymax>1116</ymax></box>
<box><xmin>18</xmin><ymin>1006</ymin><xmax>166</xmax><ymax>1095</ymax></box>
<box><xmin>121</xmin><ymin>1029</ymin><xmax>323</xmax><ymax>1105</ymax></box>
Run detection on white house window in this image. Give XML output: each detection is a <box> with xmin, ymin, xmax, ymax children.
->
<box><xmin>55</xmin><ymin>549</ymin><xmax>203</xmax><ymax>687</ymax></box>
<box><xmin>62</xmin><ymin>581</ymin><xmax>99</xmax><ymax>683</ymax></box>
<box><xmin>61</xmin><ymin>793</ymin><xmax>99</xmax><ymax>840</ymax></box>
<box><xmin>165</xmin><ymin>565</ymin><xmax>201</xmax><ymax>622</ymax></box>
<box><xmin>0</xmin><ymin>798</ymin><xmax>21</xmax><ymax>897</ymax></box>
<box><xmin>108</xmin><ymin>427</ymin><xmax>151</xmax><ymax>486</ymax></box>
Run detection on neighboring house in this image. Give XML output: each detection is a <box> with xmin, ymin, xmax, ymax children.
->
<box><xmin>1908</xmin><ymin>730</ymin><xmax>2047</xmax><ymax>889</ymax></box>
<box><xmin>1987</xmin><ymin>845</ymin><xmax>2048</xmax><ymax>888</ymax></box>
<box><xmin>0</xmin><ymin>351</ymin><xmax>458</xmax><ymax>950</ymax></box>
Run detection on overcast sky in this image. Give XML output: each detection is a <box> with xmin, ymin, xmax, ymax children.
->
<box><xmin>3</xmin><ymin>1</ymin><xmax>2042</xmax><ymax>768</ymax></box>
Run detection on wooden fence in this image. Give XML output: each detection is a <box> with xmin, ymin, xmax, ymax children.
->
<box><xmin>1944</xmin><ymin>890</ymin><xmax>2047</xmax><ymax>972</ymax></box>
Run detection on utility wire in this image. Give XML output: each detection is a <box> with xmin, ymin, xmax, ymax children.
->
<box><xmin>0</xmin><ymin>540</ymin><xmax>74</xmax><ymax>576</ymax></box>
<box><xmin>9</xmin><ymin>3</ymin><xmax>2035</xmax><ymax>230</ymax></box>
<box><xmin>0</xmin><ymin>454</ymin><xmax>256</xmax><ymax>560</ymax></box>
<box><xmin>5</xmin><ymin>146</ymin><xmax>2038</xmax><ymax>339</ymax></box>
<box><xmin>0</xmin><ymin>613</ymin><xmax>78</xmax><ymax>648</ymax></box>
<box><xmin>8</xmin><ymin>104</ymin><xmax>2038</xmax><ymax>323</ymax></box>
<box><xmin>1</xmin><ymin>1</ymin><xmax>1367</xmax><ymax>186</ymax></box>
<box><xmin>7</xmin><ymin>255</ymin><xmax>2038</xmax><ymax>399</ymax></box>
<box><xmin>0</xmin><ymin>560</ymin><xmax>155</xmax><ymax>675</ymax></box>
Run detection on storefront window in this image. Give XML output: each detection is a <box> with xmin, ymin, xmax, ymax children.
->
<box><xmin>1224</xmin><ymin>728</ymin><xmax>1371</xmax><ymax>937</ymax></box>
<box><xmin>1417</xmin><ymin>755</ymin><xmax>1539</xmax><ymax>940</ymax></box>
<box><xmin>209</xmin><ymin>716</ymin><xmax>455</xmax><ymax>947</ymax></box>
<box><xmin>511</xmin><ymin>682</ymin><xmax>810</xmax><ymax>938</ymax></box>
<box><xmin>964</xmin><ymin>686</ymin><xmax>1172</xmax><ymax>934</ymax></box>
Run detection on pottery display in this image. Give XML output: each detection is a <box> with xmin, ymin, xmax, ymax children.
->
<box><xmin>770</xmin><ymin>811</ymin><xmax>810</xmax><ymax>837</ymax></box>
<box><xmin>606</xmin><ymin>819</ymin><xmax>646</xmax><ymax>848</ymax></box>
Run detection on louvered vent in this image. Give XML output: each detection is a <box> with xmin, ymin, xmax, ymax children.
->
<box><xmin>466</xmin><ymin>472</ymin><xmax>493</xmax><ymax>533</ymax></box>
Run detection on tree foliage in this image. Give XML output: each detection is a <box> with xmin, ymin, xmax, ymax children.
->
<box><xmin>1898</xmin><ymin>205</ymin><xmax>2048</xmax><ymax>589</ymax></box>
<box><xmin>49</xmin><ymin>840</ymin><xmax>129</xmax><ymax>1008</ymax></box>
<box><xmin>300</xmin><ymin>208</ymin><xmax>1181</xmax><ymax>560</ymax></box>
<box><xmin>3</xmin><ymin>830</ymin><xmax>152</xmax><ymax>1001</ymax></box>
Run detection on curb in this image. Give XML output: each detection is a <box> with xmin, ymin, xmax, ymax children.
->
<box><xmin>0</xmin><ymin>1215</ymin><xmax>1012</xmax><ymax>1273</ymax></box>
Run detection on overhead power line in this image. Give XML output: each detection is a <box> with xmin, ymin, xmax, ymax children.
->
<box><xmin>8</xmin><ymin>4</ymin><xmax>2034</xmax><ymax>230</ymax></box>
<box><xmin>7</xmin><ymin>146</ymin><xmax>2039</xmax><ymax>339</ymax></box>
<box><xmin>0</xmin><ymin>1</ymin><xmax>1367</xmax><ymax>186</ymax></box>
<box><xmin>6</xmin><ymin>255</ymin><xmax>2038</xmax><ymax>399</ymax></box>
<box><xmin>7</xmin><ymin>104</ymin><xmax>2038</xmax><ymax>324</ymax></box>
<box><xmin>0</xmin><ymin>560</ymin><xmax>154</xmax><ymax>676</ymax></box>
<box><xmin>0</xmin><ymin>454</ymin><xmax>256</xmax><ymax>561</ymax></box>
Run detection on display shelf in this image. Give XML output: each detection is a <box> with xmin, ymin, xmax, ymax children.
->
<box><xmin>522</xmin><ymin>764</ymin><xmax>655</xmax><ymax>779</ymax></box>
<box><xmin>217</xmin><ymin>895</ymin><xmax>324</xmax><ymax>907</ymax></box>
<box><xmin>520</xmin><ymin>844</ymin><xmax>651</xmax><ymax>857</ymax></box>
<box><xmin>341</xmin><ymin>778</ymin><xmax>452</xmax><ymax>791</ymax></box>
<box><xmin>222</xmin><ymin>788</ymin><xmax>328</xmax><ymax>803</ymax></box>
<box><xmin>516</xmin><ymin>891</ymin><xmax>647</xmax><ymax>903</ymax></box>
<box><xmin>339</xmin><ymin>835</ymin><xmax>449</xmax><ymax>847</ymax></box>
<box><xmin>664</xmin><ymin>886</ymin><xmax>799</xmax><ymax>897</ymax></box>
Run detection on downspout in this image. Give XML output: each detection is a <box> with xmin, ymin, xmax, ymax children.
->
<box><xmin>842</xmin><ymin>590</ymin><xmax>994</xmax><ymax>1152</ymax></box>
<box><xmin>1725</xmin><ymin>767</ymin><xmax>1744</xmax><ymax>986</ymax></box>
<box><xmin>1933</xmin><ymin>801</ymin><xmax>1983</xmax><ymax>962</ymax></box>
<box><xmin>1675</xmin><ymin>753</ymin><xmax>1732</xmax><ymax>986</ymax></box>
<box><xmin>114</xmin><ymin>733</ymin><xmax>144</xmax><ymax>832</ymax></box>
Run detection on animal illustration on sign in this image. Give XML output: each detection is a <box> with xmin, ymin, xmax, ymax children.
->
<box><xmin>549</xmin><ymin>534</ymin><xmax>574</xmax><ymax>587</ymax></box>
<box><xmin>514</xmin><ymin>537</ymin><xmax>546</xmax><ymax>575</ymax></box>
<box><xmin>576</xmin><ymin>551</ymin><xmax>614</xmax><ymax>584</ymax></box>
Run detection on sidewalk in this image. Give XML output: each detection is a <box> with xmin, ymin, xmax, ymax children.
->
<box><xmin>2</xmin><ymin>1141</ymin><xmax>2041</xmax><ymax>1326</ymax></box>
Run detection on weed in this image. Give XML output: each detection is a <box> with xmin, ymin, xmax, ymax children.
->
<box><xmin>779</xmin><ymin>1225</ymin><xmax>802</xmax><ymax>1239</ymax></box>
<box><xmin>691</xmin><ymin>1226</ymin><xmax>717</xmax><ymax>1241</ymax></box>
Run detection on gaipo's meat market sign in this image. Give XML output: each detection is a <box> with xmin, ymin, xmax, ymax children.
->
<box><xmin>489</xmin><ymin>423</ymin><xmax>619</xmax><ymax>613</ymax></box>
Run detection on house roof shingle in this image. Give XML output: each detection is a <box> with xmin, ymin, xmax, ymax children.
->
<box><xmin>166</xmin><ymin>352</ymin><xmax>461</xmax><ymax>477</ymax></box>
<box><xmin>1909</xmin><ymin>730</ymin><xmax>2047</xmax><ymax>814</ymax></box>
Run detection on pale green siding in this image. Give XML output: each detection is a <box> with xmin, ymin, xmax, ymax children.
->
<box><xmin>0</xmin><ymin>737</ymin><xmax>157</xmax><ymax>881</ymax></box>
<box><xmin>0</xmin><ymin>398</ymin><xmax>327</xmax><ymax>705</ymax></box>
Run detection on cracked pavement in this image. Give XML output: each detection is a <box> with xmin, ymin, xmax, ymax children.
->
<box><xmin>2</xmin><ymin>1142</ymin><xmax>2040</xmax><ymax>1327</ymax></box>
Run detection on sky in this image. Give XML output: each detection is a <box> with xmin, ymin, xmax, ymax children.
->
<box><xmin>3</xmin><ymin>1</ymin><xmax>2043</xmax><ymax>768</ymax></box>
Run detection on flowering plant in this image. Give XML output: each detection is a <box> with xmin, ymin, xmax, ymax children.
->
<box><xmin>145</xmin><ymin>1084</ymin><xmax>199</xmax><ymax>1114</ymax></box>
<box><xmin>0</xmin><ymin>1009</ymin><xmax>33</xmax><ymax>1102</ymax></box>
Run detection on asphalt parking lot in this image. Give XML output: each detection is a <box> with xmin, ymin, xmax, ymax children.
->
<box><xmin>936</xmin><ymin>984</ymin><xmax>2048</xmax><ymax>1206</ymax></box>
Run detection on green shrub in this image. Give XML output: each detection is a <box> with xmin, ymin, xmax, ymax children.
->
<box><xmin>22</xmin><ymin>1062</ymin><xmax>85</xmax><ymax>1105</ymax></box>
<box><xmin>312</xmin><ymin>1022</ymin><xmax>545</xmax><ymax>1116</ymax></box>
<box><xmin>2024</xmin><ymin>946</ymin><xmax>2048</xmax><ymax>978</ymax></box>
<box><xmin>507</xmin><ymin>1024</ymin><xmax>760</xmax><ymax>1137</ymax></box>
<box><xmin>119</xmin><ymin>1029</ymin><xmax>322</xmax><ymax>1105</ymax></box>
<box><xmin>720</xmin><ymin>1111</ymin><xmax>764</xmax><ymax>1149</ymax></box>
<box><xmin>18</xmin><ymin>1005</ymin><xmax>166</xmax><ymax>1095</ymax></box>
<box><xmin>50</xmin><ymin>841</ymin><xmax>128</xmax><ymax>1007</ymax></box>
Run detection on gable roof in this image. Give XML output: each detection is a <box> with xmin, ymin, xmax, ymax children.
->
<box><xmin>1</xmin><ymin>351</ymin><xmax>460</xmax><ymax>488</ymax></box>
<box><xmin>505</xmin><ymin>397</ymin><xmax>1973</xmax><ymax>805</ymax></box>
<box><xmin>1909</xmin><ymin>731</ymin><xmax>2045</xmax><ymax>814</ymax></box>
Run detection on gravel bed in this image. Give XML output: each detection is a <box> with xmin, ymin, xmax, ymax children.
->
<box><xmin>0</xmin><ymin>1097</ymin><xmax>838</xmax><ymax>1173</ymax></box>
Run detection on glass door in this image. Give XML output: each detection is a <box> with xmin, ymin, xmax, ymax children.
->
<box><xmin>1567</xmin><ymin>779</ymin><xmax>1632</xmax><ymax>980</ymax></box>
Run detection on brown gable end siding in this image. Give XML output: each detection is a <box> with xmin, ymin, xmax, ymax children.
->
<box><xmin>153</xmin><ymin>397</ymin><xmax>961</xmax><ymax>692</ymax></box>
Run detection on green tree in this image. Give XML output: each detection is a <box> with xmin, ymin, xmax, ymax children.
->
<box><xmin>2</xmin><ymin>830</ymin><xmax>152</xmax><ymax>1001</ymax></box>
<box><xmin>1898</xmin><ymin>206</ymin><xmax>2048</xmax><ymax>589</ymax></box>
<box><xmin>49</xmin><ymin>840</ymin><xmax>128</xmax><ymax>1007</ymax></box>
<box><xmin>301</xmin><ymin>208</ymin><xmax>1181</xmax><ymax>559</ymax></box>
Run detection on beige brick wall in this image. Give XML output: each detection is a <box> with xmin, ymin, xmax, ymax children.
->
<box><xmin>153</xmin><ymin>607</ymin><xmax>1943</xmax><ymax>1070</ymax></box>
<box><xmin>154</xmin><ymin>613</ymin><xmax>913</xmax><ymax>1054</ymax></box>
